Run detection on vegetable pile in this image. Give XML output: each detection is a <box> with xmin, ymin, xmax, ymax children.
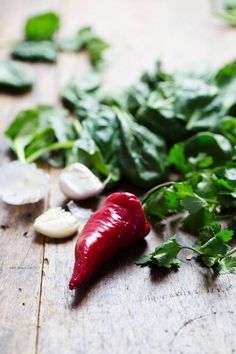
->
<box><xmin>1</xmin><ymin>10</ymin><xmax>236</xmax><ymax>281</ymax></box>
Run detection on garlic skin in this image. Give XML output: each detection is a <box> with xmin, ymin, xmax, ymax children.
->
<box><xmin>33</xmin><ymin>207</ymin><xmax>79</xmax><ymax>238</ymax></box>
<box><xmin>67</xmin><ymin>200</ymin><xmax>93</xmax><ymax>232</ymax></box>
<box><xmin>0</xmin><ymin>161</ymin><xmax>49</xmax><ymax>205</ymax></box>
<box><xmin>59</xmin><ymin>163</ymin><xmax>104</xmax><ymax>200</ymax></box>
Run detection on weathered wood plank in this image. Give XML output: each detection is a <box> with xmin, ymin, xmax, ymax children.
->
<box><xmin>1</xmin><ymin>1</ymin><xmax>236</xmax><ymax>354</ymax></box>
<box><xmin>36</xmin><ymin>1</ymin><xmax>236</xmax><ymax>354</ymax></box>
<box><xmin>0</xmin><ymin>2</ymin><xmax>59</xmax><ymax>353</ymax></box>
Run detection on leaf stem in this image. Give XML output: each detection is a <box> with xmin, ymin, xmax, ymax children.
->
<box><xmin>181</xmin><ymin>245</ymin><xmax>202</xmax><ymax>255</ymax></box>
<box><xmin>225</xmin><ymin>247</ymin><xmax>236</xmax><ymax>257</ymax></box>
<box><xmin>140</xmin><ymin>181</ymin><xmax>174</xmax><ymax>205</ymax></box>
<box><xmin>26</xmin><ymin>141</ymin><xmax>74</xmax><ymax>163</ymax></box>
<box><xmin>102</xmin><ymin>174</ymin><xmax>112</xmax><ymax>187</ymax></box>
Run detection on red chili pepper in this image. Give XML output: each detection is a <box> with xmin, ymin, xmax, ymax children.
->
<box><xmin>69</xmin><ymin>192</ymin><xmax>150</xmax><ymax>289</ymax></box>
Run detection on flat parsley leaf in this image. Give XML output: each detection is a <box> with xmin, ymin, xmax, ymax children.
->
<box><xmin>137</xmin><ymin>235</ymin><xmax>182</xmax><ymax>269</ymax></box>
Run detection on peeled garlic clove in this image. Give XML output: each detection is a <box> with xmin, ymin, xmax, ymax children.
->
<box><xmin>0</xmin><ymin>161</ymin><xmax>49</xmax><ymax>205</ymax></box>
<box><xmin>33</xmin><ymin>207</ymin><xmax>79</xmax><ymax>238</ymax></box>
<box><xmin>59</xmin><ymin>163</ymin><xmax>104</xmax><ymax>200</ymax></box>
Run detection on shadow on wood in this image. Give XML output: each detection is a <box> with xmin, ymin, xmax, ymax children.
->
<box><xmin>70</xmin><ymin>239</ymin><xmax>148</xmax><ymax>308</ymax></box>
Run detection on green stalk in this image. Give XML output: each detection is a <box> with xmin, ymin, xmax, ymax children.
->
<box><xmin>26</xmin><ymin>141</ymin><xmax>74</xmax><ymax>163</ymax></box>
<box><xmin>225</xmin><ymin>246</ymin><xmax>236</xmax><ymax>257</ymax></box>
<box><xmin>140</xmin><ymin>181</ymin><xmax>174</xmax><ymax>205</ymax></box>
<box><xmin>181</xmin><ymin>245</ymin><xmax>202</xmax><ymax>255</ymax></box>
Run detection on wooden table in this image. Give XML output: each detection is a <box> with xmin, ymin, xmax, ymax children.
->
<box><xmin>1</xmin><ymin>1</ymin><xmax>236</xmax><ymax>353</ymax></box>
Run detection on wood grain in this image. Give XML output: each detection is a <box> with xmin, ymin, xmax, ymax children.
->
<box><xmin>1</xmin><ymin>1</ymin><xmax>236</xmax><ymax>353</ymax></box>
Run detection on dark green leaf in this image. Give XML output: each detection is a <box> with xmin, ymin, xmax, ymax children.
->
<box><xmin>5</xmin><ymin>105</ymin><xmax>74</xmax><ymax>164</ymax></box>
<box><xmin>115</xmin><ymin>108</ymin><xmax>167</xmax><ymax>187</ymax></box>
<box><xmin>136</xmin><ymin>255</ymin><xmax>152</xmax><ymax>266</ymax></box>
<box><xmin>124</xmin><ymin>82</ymin><xmax>150</xmax><ymax>114</ymax></box>
<box><xmin>61</xmin><ymin>71</ymin><xmax>101</xmax><ymax>111</ymax></box>
<box><xmin>168</xmin><ymin>143</ymin><xmax>188</xmax><ymax>173</ymax></box>
<box><xmin>185</xmin><ymin>132</ymin><xmax>233</xmax><ymax>165</ymax></box>
<box><xmin>137</xmin><ymin>236</ymin><xmax>182</xmax><ymax>269</ymax></box>
<box><xmin>216</xmin><ymin>256</ymin><xmax>236</xmax><ymax>274</ymax></box>
<box><xmin>143</xmin><ymin>186</ymin><xmax>181</xmax><ymax>218</ymax></box>
<box><xmin>137</xmin><ymin>84</ymin><xmax>188</xmax><ymax>144</ymax></box>
<box><xmin>87</xmin><ymin>37</ymin><xmax>110</xmax><ymax>69</ymax></box>
<box><xmin>0</xmin><ymin>61</ymin><xmax>34</xmax><ymax>93</ymax></box>
<box><xmin>141</xmin><ymin>60</ymin><xmax>172</xmax><ymax>89</ymax></box>
<box><xmin>182</xmin><ymin>195</ymin><xmax>208</xmax><ymax>214</ymax></box>
<box><xmin>198</xmin><ymin>223</ymin><xmax>221</xmax><ymax>244</ymax></box>
<box><xmin>215</xmin><ymin>60</ymin><xmax>236</xmax><ymax>110</ymax></box>
<box><xmin>58</xmin><ymin>26</ymin><xmax>93</xmax><ymax>52</ymax></box>
<box><xmin>214</xmin><ymin>117</ymin><xmax>236</xmax><ymax>145</ymax></box>
<box><xmin>188</xmin><ymin>153</ymin><xmax>213</xmax><ymax>170</ymax></box>
<box><xmin>58</xmin><ymin>26</ymin><xmax>110</xmax><ymax>69</ymax></box>
<box><xmin>183</xmin><ymin>208</ymin><xmax>214</xmax><ymax>234</ymax></box>
<box><xmin>12</xmin><ymin>41</ymin><xmax>57</xmax><ymax>62</ymax></box>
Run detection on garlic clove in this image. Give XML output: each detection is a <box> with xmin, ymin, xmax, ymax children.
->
<box><xmin>33</xmin><ymin>207</ymin><xmax>79</xmax><ymax>238</ymax></box>
<box><xmin>59</xmin><ymin>163</ymin><xmax>104</xmax><ymax>200</ymax></box>
<box><xmin>0</xmin><ymin>161</ymin><xmax>49</xmax><ymax>205</ymax></box>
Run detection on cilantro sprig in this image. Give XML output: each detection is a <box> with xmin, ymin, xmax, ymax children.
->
<box><xmin>137</xmin><ymin>224</ymin><xmax>236</xmax><ymax>274</ymax></box>
<box><xmin>140</xmin><ymin>162</ymin><xmax>236</xmax><ymax>275</ymax></box>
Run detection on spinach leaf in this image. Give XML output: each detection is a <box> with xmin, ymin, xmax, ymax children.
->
<box><xmin>12</xmin><ymin>41</ymin><xmax>57</xmax><ymax>62</ymax></box>
<box><xmin>137</xmin><ymin>83</ymin><xmax>189</xmax><ymax>144</ymax></box>
<box><xmin>212</xmin><ymin>167</ymin><xmax>236</xmax><ymax>208</ymax></box>
<box><xmin>79</xmin><ymin>105</ymin><xmax>121</xmax><ymax>163</ymax></box>
<box><xmin>137</xmin><ymin>77</ymin><xmax>223</xmax><ymax>144</ymax></box>
<box><xmin>25</xmin><ymin>12</ymin><xmax>60</xmax><ymax>40</ymax></box>
<box><xmin>66</xmin><ymin>129</ymin><xmax>109</xmax><ymax>175</ymax></box>
<box><xmin>87</xmin><ymin>36</ymin><xmax>110</xmax><ymax>69</ymax></box>
<box><xmin>67</xmin><ymin>122</ymin><xmax>120</xmax><ymax>183</ymax></box>
<box><xmin>0</xmin><ymin>61</ymin><xmax>34</xmax><ymax>93</ymax></box>
<box><xmin>58</xmin><ymin>26</ymin><xmax>93</xmax><ymax>52</ymax></box>
<box><xmin>215</xmin><ymin>60</ymin><xmax>236</xmax><ymax>112</ymax></box>
<box><xmin>5</xmin><ymin>105</ymin><xmax>75</xmax><ymax>164</ymax></box>
<box><xmin>71</xmin><ymin>104</ymin><xmax>121</xmax><ymax>183</ymax></box>
<box><xmin>5</xmin><ymin>108</ymin><xmax>39</xmax><ymax>161</ymax></box>
<box><xmin>58</xmin><ymin>26</ymin><xmax>110</xmax><ymax>69</ymax></box>
<box><xmin>184</xmin><ymin>132</ymin><xmax>233</xmax><ymax>165</ymax></box>
<box><xmin>61</xmin><ymin>71</ymin><xmax>101</xmax><ymax>111</ymax></box>
<box><xmin>122</xmin><ymin>82</ymin><xmax>150</xmax><ymax>114</ymax></box>
<box><xmin>214</xmin><ymin>116</ymin><xmax>236</xmax><ymax>145</ymax></box>
<box><xmin>140</xmin><ymin>60</ymin><xmax>172</xmax><ymax>89</ymax></box>
<box><xmin>174</xmin><ymin>78</ymin><xmax>222</xmax><ymax>131</ymax></box>
<box><xmin>115</xmin><ymin>108</ymin><xmax>167</xmax><ymax>187</ymax></box>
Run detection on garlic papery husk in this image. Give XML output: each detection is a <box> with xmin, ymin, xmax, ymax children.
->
<box><xmin>33</xmin><ymin>207</ymin><xmax>79</xmax><ymax>238</ymax></box>
<box><xmin>59</xmin><ymin>163</ymin><xmax>104</xmax><ymax>200</ymax></box>
<box><xmin>0</xmin><ymin>161</ymin><xmax>49</xmax><ymax>205</ymax></box>
<box><xmin>67</xmin><ymin>200</ymin><xmax>93</xmax><ymax>232</ymax></box>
